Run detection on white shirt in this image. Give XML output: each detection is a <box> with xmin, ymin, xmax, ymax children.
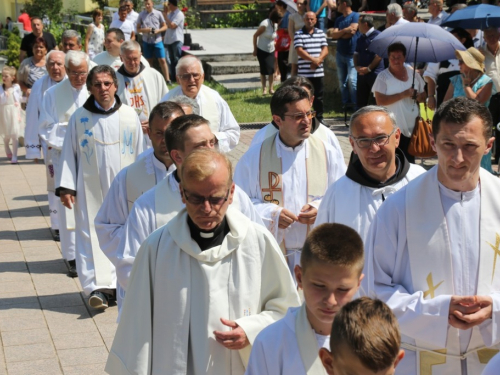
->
<box><xmin>481</xmin><ymin>43</ymin><xmax>500</xmax><ymax>92</ymax></box>
<box><xmin>112</xmin><ymin>10</ymin><xmax>139</xmax><ymax>32</ymax></box>
<box><xmin>92</xmin><ymin>51</ymin><xmax>150</xmax><ymax>70</ymax></box>
<box><xmin>428</xmin><ymin>10</ymin><xmax>449</xmax><ymax>26</ymax></box>
<box><xmin>110</xmin><ymin>19</ymin><xmax>135</xmax><ymax>41</ymax></box>
<box><xmin>164</xmin><ymin>8</ymin><xmax>184</xmax><ymax>45</ymax></box>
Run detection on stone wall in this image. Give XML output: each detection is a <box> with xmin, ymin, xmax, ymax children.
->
<box><xmin>324</xmin><ymin>40</ymin><xmax>339</xmax><ymax>95</ymax></box>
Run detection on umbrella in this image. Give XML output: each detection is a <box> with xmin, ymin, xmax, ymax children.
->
<box><xmin>442</xmin><ymin>4</ymin><xmax>500</xmax><ymax>30</ymax></box>
<box><xmin>280</xmin><ymin>0</ymin><xmax>298</xmax><ymax>13</ymax></box>
<box><xmin>368</xmin><ymin>22</ymin><xmax>466</xmax><ymax>89</ymax></box>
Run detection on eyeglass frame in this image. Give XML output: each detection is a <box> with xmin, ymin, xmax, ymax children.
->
<box><xmin>68</xmin><ymin>71</ymin><xmax>89</xmax><ymax>78</ymax></box>
<box><xmin>282</xmin><ymin>110</ymin><xmax>316</xmax><ymax>122</ymax></box>
<box><xmin>182</xmin><ymin>188</ymin><xmax>230</xmax><ymax>207</ymax></box>
<box><xmin>178</xmin><ymin>72</ymin><xmax>203</xmax><ymax>81</ymax></box>
<box><xmin>349</xmin><ymin>127</ymin><xmax>397</xmax><ymax>149</ymax></box>
<box><xmin>92</xmin><ymin>81</ymin><xmax>114</xmax><ymax>89</ymax></box>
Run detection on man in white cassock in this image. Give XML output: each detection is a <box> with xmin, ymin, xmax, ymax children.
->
<box><xmin>234</xmin><ymin>85</ymin><xmax>346</xmax><ymax>278</ymax></box>
<box><xmin>368</xmin><ymin>97</ymin><xmax>500</xmax><ymax>374</ymax></box>
<box><xmin>250</xmin><ymin>76</ymin><xmax>343</xmax><ymax>154</ymax></box>
<box><xmin>24</xmin><ymin>50</ymin><xmax>66</xmax><ymax>240</ymax></box>
<box><xmin>92</xmin><ymin>28</ymin><xmax>150</xmax><ymax>70</ymax></box>
<box><xmin>57</xmin><ymin>65</ymin><xmax>144</xmax><ymax>309</ymax></box>
<box><xmin>115</xmin><ymin>40</ymin><xmax>168</xmax><ymax>150</ymax></box>
<box><xmin>315</xmin><ymin>105</ymin><xmax>425</xmax><ymax>294</ymax></box>
<box><xmin>39</xmin><ymin>50</ymin><xmax>90</xmax><ymax>277</ymax></box>
<box><xmin>114</xmin><ymin>114</ymin><xmax>263</xmax><ymax>311</ymax></box>
<box><xmin>160</xmin><ymin>55</ymin><xmax>240</xmax><ymax>153</ymax></box>
<box><xmin>106</xmin><ymin>148</ymin><xmax>300</xmax><ymax>375</ymax></box>
<box><xmin>94</xmin><ymin>101</ymin><xmax>185</xmax><ymax>308</ymax></box>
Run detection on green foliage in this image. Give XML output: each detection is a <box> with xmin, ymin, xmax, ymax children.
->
<box><xmin>24</xmin><ymin>0</ymin><xmax>63</xmax><ymax>25</ymax></box>
<box><xmin>178</xmin><ymin>0</ymin><xmax>201</xmax><ymax>29</ymax></box>
<box><xmin>91</xmin><ymin>0</ymin><xmax>110</xmax><ymax>10</ymax></box>
<box><xmin>0</xmin><ymin>28</ymin><xmax>22</xmax><ymax>69</ymax></box>
<box><xmin>206</xmin><ymin>3</ymin><xmax>268</xmax><ymax>29</ymax></box>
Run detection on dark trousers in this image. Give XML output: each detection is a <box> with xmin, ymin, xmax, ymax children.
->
<box><xmin>277</xmin><ymin>51</ymin><xmax>289</xmax><ymax>83</ymax></box>
<box><xmin>398</xmin><ymin>134</ymin><xmax>415</xmax><ymax>164</ymax></box>
<box><xmin>356</xmin><ymin>72</ymin><xmax>377</xmax><ymax>109</ymax></box>
<box><xmin>489</xmin><ymin>94</ymin><xmax>500</xmax><ymax>163</ymax></box>
<box><xmin>308</xmin><ymin>76</ymin><xmax>324</xmax><ymax>121</ymax></box>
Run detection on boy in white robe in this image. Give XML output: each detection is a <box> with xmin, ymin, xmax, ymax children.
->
<box><xmin>106</xmin><ymin>149</ymin><xmax>300</xmax><ymax>375</ymax></box>
<box><xmin>319</xmin><ymin>297</ymin><xmax>405</xmax><ymax>375</ymax></box>
<box><xmin>369</xmin><ymin>97</ymin><xmax>500</xmax><ymax>374</ymax></box>
<box><xmin>246</xmin><ymin>223</ymin><xmax>364</xmax><ymax>375</ymax></box>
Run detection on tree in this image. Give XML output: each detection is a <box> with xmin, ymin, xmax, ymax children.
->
<box><xmin>24</xmin><ymin>0</ymin><xmax>63</xmax><ymax>25</ymax></box>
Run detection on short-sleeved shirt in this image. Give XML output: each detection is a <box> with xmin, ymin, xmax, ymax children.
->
<box><xmin>164</xmin><ymin>9</ymin><xmax>185</xmax><ymax>45</ymax></box>
<box><xmin>20</xmin><ymin>32</ymin><xmax>57</xmax><ymax>58</ymax></box>
<box><xmin>257</xmin><ymin>19</ymin><xmax>276</xmax><ymax>53</ymax></box>
<box><xmin>355</xmin><ymin>28</ymin><xmax>384</xmax><ymax>74</ymax></box>
<box><xmin>17</xmin><ymin>13</ymin><xmax>32</xmax><ymax>32</ymax></box>
<box><xmin>110</xmin><ymin>19</ymin><xmax>135</xmax><ymax>41</ymax></box>
<box><xmin>334</xmin><ymin>11</ymin><xmax>360</xmax><ymax>56</ymax></box>
<box><xmin>309</xmin><ymin>0</ymin><xmax>326</xmax><ymax>18</ymax></box>
<box><xmin>138</xmin><ymin>9</ymin><xmax>166</xmax><ymax>44</ymax></box>
<box><xmin>294</xmin><ymin>27</ymin><xmax>328</xmax><ymax>78</ymax></box>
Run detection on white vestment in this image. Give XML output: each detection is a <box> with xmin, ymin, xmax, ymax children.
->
<box><xmin>92</xmin><ymin>51</ymin><xmax>150</xmax><ymax>70</ymax></box>
<box><xmin>246</xmin><ymin>304</ymin><xmax>328</xmax><ymax>375</ymax></box>
<box><xmin>234</xmin><ymin>133</ymin><xmax>346</xmax><ymax>276</ymax></box>
<box><xmin>57</xmin><ymin>100</ymin><xmax>144</xmax><ymax>294</ymax></box>
<box><xmin>161</xmin><ymin>85</ymin><xmax>240</xmax><ymax>153</ymax></box>
<box><xmin>105</xmin><ymin>207</ymin><xmax>301</xmax><ymax>375</ymax></box>
<box><xmin>369</xmin><ymin>167</ymin><xmax>500</xmax><ymax>374</ymax></box>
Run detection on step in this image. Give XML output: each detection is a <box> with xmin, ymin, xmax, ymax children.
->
<box><xmin>212</xmin><ymin>72</ymin><xmax>262</xmax><ymax>92</ymax></box>
<box><xmin>205</xmin><ymin>60</ymin><xmax>260</xmax><ymax>79</ymax></box>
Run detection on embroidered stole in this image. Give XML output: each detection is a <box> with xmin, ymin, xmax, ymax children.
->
<box><xmin>406</xmin><ymin>168</ymin><xmax>500</xmax><ymax>374</ymax></box>
<box><xmin>155</xmin><ymin>175</ymin><xmax>184</xmax><ymax>228</ymax></box>
<box><xmin>295</xmin><ymin>304</ymin><xmax>328</xmax><ymax>375</ymax></box>
<box><xmin>125</xmin><ymin>154</ymin><xmax>157</xmax><ymax>212</ymax></box>
<box><xmin>117</xmin><ymin>73</ymin><xmax>150</xmax><ymax>122</ymax></box>
<box><xmin>76</xmin><ymin>105</ymin><xmax>138</xmax><ymax>286</ymax></box>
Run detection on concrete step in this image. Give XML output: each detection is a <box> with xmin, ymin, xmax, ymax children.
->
<box><xmin>205</xmin><ymin>60</ymin><xmax>260</xmax><ymax>79</ymax></box>
<box><xmin>186</xmin><ymin>51</ymin><xmax>254</xmax><ymax>63</ymax></box>
<box><xmin>212</xmin><ymin>72</ymin><xmax>263</xmax><ymax>92</ymax></box>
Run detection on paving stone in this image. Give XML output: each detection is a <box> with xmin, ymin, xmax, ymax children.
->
<box><xmin>4</xmin><ymin>342</ymin><xmax>56</xmax><ymax>363</ymax></box>
<box><xmin>1</xmin><ymin>328</ymin><xmax>52</xmax><ymax>347</ymax></box>
<box><xmin>62</xmin><ymin>362</ymin><xmax>107</xmax><ymax>375</ymax></box>
<box><xmin>0</xmin><ymin>310</ymin><xmax>46</xmax><ymax>332</ymax></box>
<box><xmin>53</xmin><ymin>330</ymin><xmax>104</xmax><ymax>350</ymax></box>
<box><xmin>39</xmin><ymin>293</ymin><xmax>85</xmax><ymax>309</ymax></box>
<box><xmin>0</xmin><ymin>302</ymin><xmax>40</xmax><ymax>318</ymax></box>
<box><xmin>6</xmin><ymin>358</ymin><xmax>62</xmax><ymax>375</ymax></box>
<box><xmin>57</xmin><ymin>346</ymin><xmax>109</xmax><ymax>367</ymax></box>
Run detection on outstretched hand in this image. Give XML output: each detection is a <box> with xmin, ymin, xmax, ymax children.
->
<box><xmin>213</xmin><ymin>318</ymin><xmax>250</xmax><ymax>350</ymax></box>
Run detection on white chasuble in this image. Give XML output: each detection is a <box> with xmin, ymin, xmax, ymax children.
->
<box><xmin>403</xmin><ymin>168</ymin><xmax>500</xmax><ymax>374</ymax></box>
<box><xmin>106</xmin><ymin>207</ymin><xmax>300</xmax><ymax>375</ymax></box>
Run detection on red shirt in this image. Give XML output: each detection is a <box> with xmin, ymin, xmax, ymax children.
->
<box><xmin>17</xmin><ymin>13</ymin><xmax>32</xmax><ymax>32</ymax></box>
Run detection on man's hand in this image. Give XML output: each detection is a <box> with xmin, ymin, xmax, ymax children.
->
<box><xmin>141</xmin><ymin>120</ymin><xmax>149</xmax><ymax>134</ymax></box>
<box><xmin>357</xmin><ymin>67</ymin><xmax>370</xmax><ymax>76</ymax></box>
<box><xmin>279</xmin><ymin>208</ymin><xmax>298</xmax><ymax>229</ymax></box>
<box><xmin>297</xmin><ymin>204</ymin><xmax>317</xmax><ymax>225</ymax></box>
<box><xmin>213</xmin><ymin>318</ymin><xmax>250</xmax><ymax>350</ymax></box>
<box><xmin>427</xmin><ymin>96</ymin><xmax>436</xmax><ymax>110</ymax></box>
<box><xmin>61</xmin><ymin>194</ymin><xmax>75</xmax><ymax>209</ymax></box>
<box><xmin>448</xmin><ymin>295</ymin><xmax>492</xmax><ymax>330</ymax></box>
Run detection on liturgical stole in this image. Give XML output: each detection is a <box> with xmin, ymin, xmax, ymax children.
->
<box><xmin>406</xmin><ymin>168</ymin><xmax>500</xmax><ymax>374</ymax></box>
<box><xmin>76</xmin><ymin>105</ymin><xmax>138</xmax><ymax>286</ymax></box>
<box><xmin>155</xmin><ymin>176</ymin><xmax>184</xmax><ymax>228</ymax></box>
<box><xmin>125</xmin><ymin>155</ymin><xmax>157</xmax><ymax>212</ymax></box>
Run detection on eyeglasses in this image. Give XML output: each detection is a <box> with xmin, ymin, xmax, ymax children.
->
<box><xmin>350</xmin><ymin>128</ymin><xmax>397</xmax><ymax>148</ymax></box>
<box><xmin>178</xmin><ymin>73</ymin><xmax>202</xmax><ymax>81</ymax></box>
<box><xmin>183</xmin><ymin>188</ymin><xmax>230</xmax><ymax>207</ymax></box>
<box><xmin>69</xmin><ymin>71</ymin><xmax>88</xmax><ymax>78</ymax></box>
<box><xmin>92</xmin><ymin>81</ymin><xmax>114</xmax><ymax>88</ymax></box>
<box><xmin>283</xmin><ymin>110</ymin><xmax>316</xmax><ymax>122</ymax></box>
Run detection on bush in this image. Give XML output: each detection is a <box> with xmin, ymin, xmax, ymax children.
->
<box><xmin>0</xmin><ymin>28</ymin><xmax>22</xmax><ymax>69</ymax></box>
<box><xmin>24</xmin><ymin>0</ymin><xmax>64</xmax><ymax>25</ymax></box>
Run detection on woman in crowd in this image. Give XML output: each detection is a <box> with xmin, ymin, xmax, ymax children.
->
<box><xmin>253</xmin><ymin>10</ymin><xmax>282</xmax><ymax>95</ymax></box>
<box><xmin>372</xmin><ymin>42</ymin><xmax>426</xmax><ymax>163</ymax></box>
<box><xmin>288</xmin><ymin>0</ymin><xmax>306</xmax><ymax>77</ymax></box>
<box><xmin>17</xmin><ymin>37</ymin><xmax>48</xmax><ymax>96</ymax></box>
<box><xmin>85</xmin><ymin>9</ymin><xmax>105</xmax><ymax>60</ymax></box>
<box><xmin>444</xmin><ymin>47</ymin><xmax>495</xmax><ymax>173</ymax></box>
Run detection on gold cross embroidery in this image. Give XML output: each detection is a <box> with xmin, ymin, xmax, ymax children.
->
<box><xmin>423</xmin><ymin>273</ymin><xmax>444</xmax><ymax>299</ymax></box>
<box><xmin>487</xmin><ymin>233</ymin><xmax>500</xmax><ymax>283</ymax></box>
<box><xmin>262</xmin><ymin>172</ymin><xmax>281</xmax><ymax>205</ymax></box>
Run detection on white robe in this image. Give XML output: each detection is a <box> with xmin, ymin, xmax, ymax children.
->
<box><xmin>105</xmin><ymin>207</ymin><xmax>301</xmax><ymax>375</ymax></box>
<box><xmin>316</xmin><ymin>163</ymin><xmax>426</xmax><ymax>295</ymax></box>
<box><xmin>57</xmin><ymin>102</ymin><xmax>144</xmax><ymax>294</ymax></box>
<box><xmin>161</xmin><ymin>85</ymin><xmax>240</xmax><ymax>153</ymax></box>
<box><xmin>369</xmin><ymin>167</ymin><xmax>500</xmax><ymax>374</ymax></box>
<box><xmin>234</xmin><ymin>134</ymin><xmax>346</xmax><ymax>275</ymax></box>
<box><xmin>92</xmin><ymin>51</ymin><xmax>150</xmax><ymax>70</ymax></box>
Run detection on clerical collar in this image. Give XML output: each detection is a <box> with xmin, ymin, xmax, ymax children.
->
<box><xmin>83</xmin><ymin>95</ymin><xmax>122</xmax><ymax>115</ymax></box>
<box><xmin>277</xmin><ymin>133</ymin><xmax>305</xmax><ymax>152</ymax></box>
<box><xmin>346</xmin><ymin>148</ymin><xmax>410</xmax><ymax>188</ymax></box>
<box><xmin>187</xmin><ymin>216</ymin><xmax>230</xmax><ymax>251</ymax></box>
<box><xmin>94</xmin><ymin>99</ymin><xmax>116</xmax><ymax>112</ymax></box>
<box><xmin>117</xmin><ymin>62</ymin><xmax>146</xmax><ymax>78</ymax></box>
<box><xmin>152</xmin><ymin>151</ymin><xmax>170</xmax><ymax>171</ymax></box>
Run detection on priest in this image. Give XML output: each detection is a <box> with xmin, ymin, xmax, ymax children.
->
<box><xmin>315</xmin><ymin>106</ymin><xmax>425</xmax><ymax>294</ymax></box>
<box><xmin>56</xmin><ymin>65</ymin><xmax>144</xmax><ymax>310</ymax></box>
<box><xmin>114</xmin><ymin>114</ymin><xmax>263</xmax><ymax>300</ymax></box>
<box><xmin>106</xmin><ymin>149</ymin><xmax>300</xmax><ymax>375</ymax></box>
<box><xmin>234</xmin><ymin>85</ymin><xmax>346</xmax><ymax>278</ymax></box>
<box><xmin>369</xmin><ymin>97</ymin><xmax>500</xmax><ymax>374</ymax></box>
<box><xmin>39</xmin><ymin>50</ymin><xmax>90</xmax><ymax>277</ymax></box>
<box><xmin>160</xmin><ymin>55</ymin><xmax>240</xmax><ymax>153</ymax></box>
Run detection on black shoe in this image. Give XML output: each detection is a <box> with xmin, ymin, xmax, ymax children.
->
<box><xmin>67</xmin><ymin>259</ymin><xmax>78</xmax><ymax>278</ymax></box>
<box><xmin>89</xmin><ymin>290</ymin><xmax>109</xmax><ymax>309</ymax></box>
<box><xmin>53</xmin><ymin>229</ymin><xmax>60</xmax><ymax>242</ymax></box>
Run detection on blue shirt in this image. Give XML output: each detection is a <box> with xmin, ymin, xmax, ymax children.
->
<box><xmin>334</xmin><ymin>12</ymin><xmax>360</xmax><ymax>56</ymax></box>
<box><xmin>355</xmin><ymin>29</ymin><xmax>384</xmax><ymax>74</ymax></box>
<box><xmin>309</xmin><ymin>0</ymin><xmax>326</xmax><ymax>18</ymax></box>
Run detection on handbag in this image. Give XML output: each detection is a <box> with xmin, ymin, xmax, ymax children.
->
<box><xmin>275</xmin><ymin>28</ymin><xmax>291</xmax><ymax>52</ymax></box>
<box><xmin>408</xmin><ymin>103</ymin><xmax>437</xmax><ymax>158</ymax></box>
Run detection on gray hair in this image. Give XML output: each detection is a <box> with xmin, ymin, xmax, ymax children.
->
<box><xmin>62</xmin><ymin>29</ymin><xmax>82</xmax><ymax>46</ymax></box>
<box><xmin>169</xmin><ymin>95</ymin><xmax>200</xmax><ymax>115</ymax></box>
<box><xmin>46</xmin><ymin>50</ymin><xmax>65</xmax><ymax>64</ymax></box>
<box><xmin>120</xmin><ymin>40</ymin><xmax>141</xmax><ymax>54</ymax></box>
<box><xmin>65</xmin><ymin>50</ymin><xmax>90</xmax><ymax>70</ymax></box>
<box><xmin>387</xmin><ymin>3</ymin><xmax>403</xmax><ymax>18</ymax></box>
<box><xmin>176</xmin><ymin>55</ymin><xmax>204</xmax><ymax>75</ymax></box>
<box><xmin>349</xmin><ymin>106</ymin><xmax>397</xmax><ymax>135</ymax></box>
<box><xmin>451</xmin><ymin>3</ymin><xmax>466</xmax><ymax>13</ymax></box>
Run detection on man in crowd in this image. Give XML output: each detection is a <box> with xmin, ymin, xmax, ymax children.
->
<box><xmin>161</xmin><ymin>55</ymin><xmax>240</xmax><ymax>152</ymax></box>
<box><xmin>110</xmin><ymin>5</ymin><xmax>136</xmax><ymax>41</ymax></box>
<box><xmin>427</xmin><ymin>0</ymin><xmax>449</xmax><ymax>26</ymax></box>
<box><xmin>106</xmin><ymin>148</ymin><xmax>300</xmax><ymax>374</ymax></box>
<box><xmin>56</xmin><ymin>65</ymin><xmax>143</xmax><ymax>309</ymax></box>
<box><xmin>19</xmin><ymin>16</ymin><xmax>57</xmax><ymax>62</ymax></box>
<box><xmin>137</xmin><ymin>0</ymin><xmax>171</xmax><ymax>83</ymax></box>
<box><xmin>386</xmin><ymin>3</ymin><xmax>409</xmax><ymax>26</ymax></box>
<box><xmin>17</xmin><ymin>9</ymin><xmax>32</xmax><ymax>33</ymax></box>
<box><xmin>61</xmin><ymin>30</ymin><xmax>97</xmax><ymax>69</ymax></box>
<box><xmin>294</xmin><ymin>12</ymin><xmax>329</xmax><ymax>121</ymax></box>
<box><xmin>354</xmin><ymin>15</ymin><xmax>383</xmax><ymax>108</ymax></box>
<box><xmin>328</xmin><ymin>0</ymin><xmax>359</xmax><ymax>110</ymax></box>
<box><xmin>164</xmin><ymin>0</ymin><xmax>185</xmax><ymax>79</ymax></box>
<box><xmin>39</xmin><ymin>51</ymin><xmax>90</xmax><ymax>278</ymax></box>
<box><xmin>92</xmin><ymin>28</ymin><xmax>149</xmax><ymax>70</ymax></box>
<box><xmin>369</xmin><ymin>97</ymin><xmax>500</xmax><ymax>373</ymax></box>
<box><xmin>403</xmin><ymin>2</ymin><xmax>419</xmax><ymax>22</ymax></box>
<box><xmin>112</xmin><ymin>0</ymin><xmax>139</xmax><ymax>31</ymax></box>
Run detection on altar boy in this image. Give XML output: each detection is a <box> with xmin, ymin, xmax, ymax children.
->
<box><xmin>245</xmin><ymin>223</ymin><xmax>364</xmax><ymax>375</ymax></box>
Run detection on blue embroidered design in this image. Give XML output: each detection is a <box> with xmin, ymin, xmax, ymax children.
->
<box><xmin>80</xmin><ymin>117</ymin><xmax>89</xmax><ymax>124</ymax></box>
<box><xmin>122</xmin><ymin>130</ymin><xmax>134</xmax><ymax>155</ymax></box>
<box><xmin>80</xmin><ymin>117</ymin><xmax>94</xmax><ymax>164</ymax></box>
<box><xmin>80</xmin><ymin>139</ymin><xmax>88</xmax><ymax>148</ymax></box>
<box><xmin>84</xmin><ymin>129</ymin><xmax>93</xmax><ymax>136</ymax></box>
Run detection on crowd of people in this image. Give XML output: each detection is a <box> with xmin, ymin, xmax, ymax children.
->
<box><xmin>1</xmin><ymin>0</ymin><xmax>500</xmax><ymax>374</ymax></box>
